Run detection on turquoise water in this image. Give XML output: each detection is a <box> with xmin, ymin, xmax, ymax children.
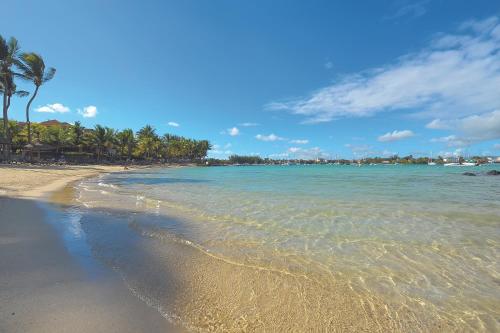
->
<box><xmin>76</xmin><ymin>165</ymin><xmax>500</xmax><ymax>331</ymax></box>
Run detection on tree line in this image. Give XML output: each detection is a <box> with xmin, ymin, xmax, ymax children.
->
<box><xmin>1</xmin><ymin>34</ymin><xmax>56</xmax><ymax>159</ymax></box>
<box><xmin>0</xmin><ymin>119</ymin><xmax>211</xmax><ymax>162</ymax></box>
<box><xmin>1</xmin><ymin>34</ymin><xmax>211</xmax><ymax>162</ymax></box>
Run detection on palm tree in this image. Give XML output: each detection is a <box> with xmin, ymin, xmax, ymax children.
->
<box><xmin>92</xmin><ymin>125</ymin><xmax>107</xmax><ymax>161</ymax></box>
<box><xmin>46</xmin><ymin>125</ymin><xmax>69</xmax><ymax>153</ymax></box>
<box><xmin>104</xmin><ymin>127</ymin><xmax>117</xmax><ymax>155</ymax></box>
<box><xmin>117</xmin><ymin>129</ymin><xmax>135</xmax><ymax>160</ymax></box>
<box><xmin>136</xmin><ymin>125</ymin><xmax>158</xmax><ymax>159</ymax></box>
<box><xmin>71</xmin><ymin>121</ymin><xmax>85</xmax><ymax>152</ymax></box>
<box><xmin>91</xmin><ymin>125</ymin><xmax>115</xmax><ymax>160</ymax></box>
<box><xmin>17</xmin><ymin>53</ymin><xmax>56</xmax><ymax>144</ymax></box>
<box><xmin>30</xmin><ymin>122</ymin><xmax>47</xmax><ymax>142</ymax></box>
<box><xmin>0</xmin><ymin>35</ymin><xmax>21</xmax><ymax>158</ymax></box>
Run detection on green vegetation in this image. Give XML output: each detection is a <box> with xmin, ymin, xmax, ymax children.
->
<box><xmin>228</xmin><ymin>155</ymin><xmax>264</xmax><ymax>164</ymax></box>
<box><xmin>0</xmin><ymin>119</ymin><xmax>211</xmax><ymax>163</ymax></box>
<box><xmin>17</xmin><ymin>52</ymin><xmax>56</xmax><ymax>144</ymax></box>
<box><xmin>1</xmin><ymin>35</ymin><xmax>52</xmax><ymax>158</ymax></box>
<box><xmin>0</xmin><ymin>34</ymin><xmax>211</xmax><ymax>163</ymax></box>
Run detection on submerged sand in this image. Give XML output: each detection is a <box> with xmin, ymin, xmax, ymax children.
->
<box><xmin>0</xmin><ymin>165</ymin><xmax>182</xmax><ymax>332</ymax></box>
<box><xmin>0</xmin><ymin>164</ymin><xmax>474</xmax><ymax>332</ymax></box>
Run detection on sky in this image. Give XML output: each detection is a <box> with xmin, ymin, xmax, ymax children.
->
<box><xmin>2</xmin><ymin>0</ymin><xmax>500</xmax><ymax>159</ymax></box>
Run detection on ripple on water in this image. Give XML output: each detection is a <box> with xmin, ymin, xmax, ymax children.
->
<box><xmin>75</xmin><ymin>166</ymin><xmax>500</xmax><ymax>331</ymax></box>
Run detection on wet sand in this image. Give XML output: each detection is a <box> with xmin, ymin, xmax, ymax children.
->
<box><xmin>0</xmin><ymin>165</ymin><xmax>182</xmax><ymax>332</ymax></box>
<box><xmin>1</xmin><ymin>164</ymin><xmax>483</xmax><ymax>331</ymax></box>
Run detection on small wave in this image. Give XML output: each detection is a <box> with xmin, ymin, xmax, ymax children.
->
<box><xmin>116</xmin><ymin>270</ymin><xmax>198</xmax><ymax>332</ymax></box>
<box><xmin>128</xmin><ymin>221</ymin><xmax>314</xmax><ymax>282</ymax></box>
<box><xmin>97</xmin><ymin>181</ymin><xmax>118</xmax><ymax>189</ymax></box>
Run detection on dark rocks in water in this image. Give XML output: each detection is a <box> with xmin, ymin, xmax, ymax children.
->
<box><xmin>462</xmin><ymin>172</ymin><xmax>476</xmax><ymax>176</ymax></box>
<box><xmin>486</xmin><ymin>170</ymin><xmax>500</xmax><ymax>176</ymax></box>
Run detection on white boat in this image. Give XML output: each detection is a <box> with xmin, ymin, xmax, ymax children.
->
<box><xmin>428</xmin><ymin>152</ymin><xmax>436</xmax><ymax>165</ymax></box>
<box><xmin>444</xmin><ymin>162</ymin><xmax>475</xmax><ymax>167</ymax></box>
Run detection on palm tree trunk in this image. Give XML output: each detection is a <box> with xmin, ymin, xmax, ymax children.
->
<box><xmin>2</xmin><ymin>91</ymin><xmax>10</xmax><ymax>160</ymax></box>
<box><xmin>25</xmin><ymin>85</ymin><xmax>39</xmax><ymax>144</ymax></box>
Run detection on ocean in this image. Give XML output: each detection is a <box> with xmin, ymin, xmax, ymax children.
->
<box><xmin>70</xmin><ymin>164</ymin><xmax>499</xmax><ymax>331</ymax></box>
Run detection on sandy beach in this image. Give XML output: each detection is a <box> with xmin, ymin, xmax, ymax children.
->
<box><xmin>0</xmin><ymin>164</ymin><xmax>128</xmax><ymax>199</ymax></box>
<box><xmin>0</xmin><ymin>165</ymin><xmax>182</xmax><ymax>333</ymax></box>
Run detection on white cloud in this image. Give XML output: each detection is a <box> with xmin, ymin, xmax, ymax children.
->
<box><xmin>324</xmin><ymin>61</ymin><xmax>333</xmax><ymax>69</ymax></box>
<box><xmin>344</xmin><ymin>144</ymin><xmax>399</xmax><ymax>158</ymax></box>
<box><xmin>345</xmin><ymin>143</ymin><xmax>375</xmax><ymax>157</ymax></box>
<box><xmin>210</xmin><ymin>149</ymin><xmax>233</xmax><ymax>156</ymax></box>
<box><xmin>425</xmin><ymin>119</ymin><xmax>452</xmax><ymax>130</ymax></box>
<box><xmin>35</xmin><ymin>103</ymin><xmax>70</xmax><ymax>113</ymax></box>
<box><xmin>286</xmin><ymin>146</ymin><xmax>330</xmax><ymax>159</ymax></box>
<box><xmin>385</xmin><ymin>0</ymin><xmax>429</xmax><ymax>20</ymax></box>
<box><xmin>210</xmin><ymin>144</ymin><xmax>233</xmax><ymax>156</ymax></box>
<box><xmin>493</xmin><ymin>143</ymin><xmax>500</xmax><ymax>150</ymax></box>
<box><xmin>268</xmin><ymin>17</ymin><xmax>500</xmax><ymax>123</ymax></box>
<box><xmin>345</xmin><ymin>143</ymin><xmax>370</xmax><ymax>152</ymax></box>
<box><xmin>457</xmin><ymin>110</ymin><xmax>500</xmax><ymax>141</ymax></box>
<box><xmin>78</xmin><ymin>105</ymin><xmax>98</xmax><ymax>118</ymax></box>
<box><xmin>378</xmin><ymin>130</ymin><xmax>415</xmax><ymax>142</ymax></box>
<box><xmin>255</xmin><ymin>133</ymin><xmax>285</xmax><ymax>142</ymax></box>
<box><xmin>228</xmin><ymin>127</ymin><xmax>240</xmax><ymax>136</ymax></box>
<box><xmin>382</xmin><ymin>149</ymin><xmax>397</xmax><ymax>157</ymax></box>
<box><xmin>168</xmin><ymin>121</ymin><xmax>180</xmax><ymax>127</ymax></box>
<box><xmin>429</xmin><ymin>110</ymin><xmax>500</xmax><ymax>146</ymax></box>
<box><xmin>437</xmin><ymin>148</ymin><xmax>464</xmax><ymax>158</ymax></box>
<box><xmin>239</xmin><ymin>122</ymin><xmax>259</xmax><ymax>127</ymax></box>
<box><xmin>290</xmin><ymin>139</ymin><xmax>309</xmax><ymax>144</ymax></box>
<box><xmin>430</xmin><ymin>135</ymin><xmax>469</xmax><ymax>148</ymax></box>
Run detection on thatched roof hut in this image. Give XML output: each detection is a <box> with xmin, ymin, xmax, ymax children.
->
<box><xmin>23</xmin><ymin>142</ymin><xmax>56</xmax><ymax>160</ymax></box>
<box><xmin>0</xmin><ymin>136</ymin><xmax>8</xmax><ymax>153</ymax></box>
<box><xmin>28</xmin><ymin>142</ymin><xmax>55</xmax><ymax>151</ymax></box>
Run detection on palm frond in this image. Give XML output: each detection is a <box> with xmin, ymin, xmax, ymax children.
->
<box><xmin>7</xmin><ymin>37</ymin><xmax>20</xmax><ymax>59</ymax></box>
<box><xmin>19</xmin><ymin>52</ymin><xmax>55</xmax><ymax>86</ymax></box>
<box><xmin>14</xmin><ymin>90</ymin><xmax>29</xmax><ymax>98</ymax></box>
<box><xmin>14</xmin><ymin>58</ymin><xmax>33</xmax><ymax>78</ymax></box>
<box><xmin>13</xmin><ymin>71</ymin><xmax>30</xmax><ymax>80</ymax></box>
<box><xmin>43</xmin><ymin>67</ymin><xmax>56</xmax><ymax>82</ymax></box>
<box><xmin>0</xmin><ymin>35</ymin><xmax>8</xmax><ymax>60</ymax></box>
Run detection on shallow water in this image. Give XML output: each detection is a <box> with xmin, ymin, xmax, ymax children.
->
<box><xmin>75</xmin><ymin>165</ymin><xmax>500</xmax><ymax>331</ymax></box>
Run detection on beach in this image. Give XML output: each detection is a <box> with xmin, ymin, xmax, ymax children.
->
<box><xmin>0</xmin><ymin>165</ymin><xmax>182</xmax><ymax>333</ymax></box>
<box><xmin>76</xmin><ymin>164</ymin><xmax>498</xmax><ymax>331</ymax></box>
<box><xmin>1</xmin><ymin>164</ymin><xmax>499</xmax><ymax>332</ymax></box>
<box><xmin>3</xmin><ymin>2</ymin><xmax>500</xmax><ymax>331</ymax></box>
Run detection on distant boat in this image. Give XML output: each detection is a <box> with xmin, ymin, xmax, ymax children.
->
<box><xmin>444</xmin><ymin>160</ymin><xmax>476</xmax><ymax>167</ymax></box>
<box><xmin>334</xmin><ymin>155</ymin><xmax>341</xmax><ymax>165</ymax></box>
<box><xmin>428</xmin><ymin>152</ymin><xmax>436</xmax><ymax>165</ymax></box>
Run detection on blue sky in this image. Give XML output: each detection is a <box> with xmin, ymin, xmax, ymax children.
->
<box><xmin>2</xmin><ymin>0</ymin><xmax>499</xmax><ymax>159</ymax></box>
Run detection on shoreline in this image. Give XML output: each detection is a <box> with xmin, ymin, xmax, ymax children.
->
<box><xmin>0</xmin><ymin>165</ymin><xmax>183</xmax><ymax>332</ymax></box>
<box><xmin>0</xmin><ymin>164</ymin><xmax>151</xmax><ymax>200</ymax></box>
<box><xmin>2</xmin><ymin>164</ymin><xmax>496</xmax><ymax>331</ymax></box>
